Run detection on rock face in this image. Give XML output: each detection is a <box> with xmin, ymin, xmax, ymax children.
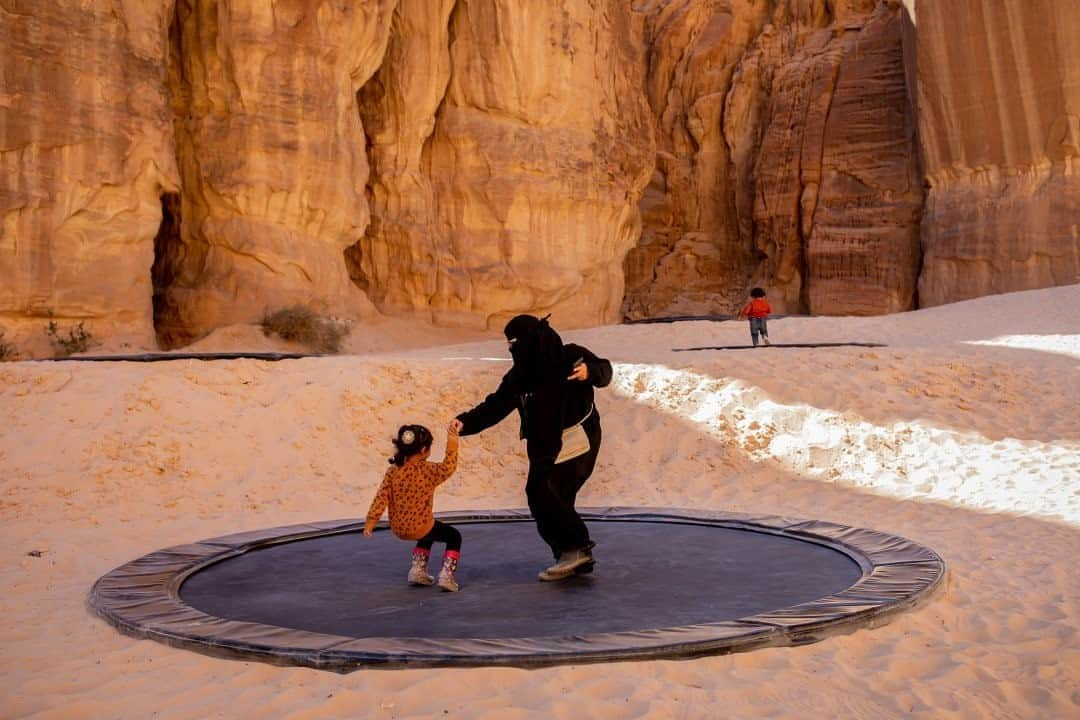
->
<box><xmin>623</xmin><ymin>0</ymin><xmax>773</xmax><ymax>319</ymax></box>
<box><xmin>915</xmin><ymin>0</ymin><xmax>1080</xmax><ymax>306</ymax></box>
<box><xmin>354</xmin><ymin>0</ymin><xmax>655</xmax><ymax>329</ymax></box>
<box><xmin>155</xmin><ymin>0</ymin><xmax>394</xmax><ymax>347</ymax></box>
<box><xmin>2</xmin><ymin>0</ymin><xmax>1076</xmax><ymax>357</ymax></box>
<box><xmin>744</xmin><ymin>0</ymin><xmax>923</xmax><ymax>315</ymax></box>
<box><xmin>626</xmin><ymin>0</ymin><xmax>923</xmax><ymax>318</ymax></box>
<box><xmin>0</xmin><ymin>0</ymin><xmax>179</xmax><ymax>355</ymax></box>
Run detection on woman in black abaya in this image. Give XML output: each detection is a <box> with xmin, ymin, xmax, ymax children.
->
<box><xmin>451</xmin><ymin>315</ymin><xmax>612</xmax><ymax>581</ymax></box>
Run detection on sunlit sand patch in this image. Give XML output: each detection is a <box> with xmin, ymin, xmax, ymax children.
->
<box><xmin>965</xmin><ymin>334</ymin><xmax>1080</xmax><ymax>360</ymax></box>
<box><xmin>611</xmin><ymin>363</ymin><xmax>1080</xmax><ymax>525</ymax></box>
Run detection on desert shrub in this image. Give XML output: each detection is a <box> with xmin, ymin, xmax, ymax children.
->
<box><xmin>45</xmin><ymin>318</ymin><xmax>93</xmax><ymax>356</ymax></box>
<box><xmin>260</xmin><ymin>305</ymin><xmax>348</xmax><ymax>354</ymax></box>
<box><xmin>0</xmin><ymin>329</ymin><xmax>16</xmax><ymax>361</ymax></box>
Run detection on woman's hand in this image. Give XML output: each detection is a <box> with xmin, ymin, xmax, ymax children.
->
<box><xmin>567</xmin><ymin>362</ymin><xmax>588</xmax><ymax>382</ymax></box>
<box><xmin>449</xmin><ymin>418</ymin><xmax>463</xmax><ymax>434</ymax></box>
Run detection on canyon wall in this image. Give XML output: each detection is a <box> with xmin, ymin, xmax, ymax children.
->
<box><xmin>622</xmin><ymin>0</ymin><xmax>772</xmax><ymax>319</ymax></box>
<box><xmin>155</xmin><ymin>0</ymin><xmax>395</xmax><ymax>347</ymax></box>
<box><xmin>625</xmin><ymin>0</ymin><xmax>923</xmax><ymax>318</ymax></box>
<box><xmin>354</xmin><ymin>0</ymin><xmax>654</xmax><ymax>329</ymax></box>
<box><xmin>1</xmin><ymin>0</ymin><xmax>1076</xmax><ymax>357</ymax></box>
<box><xmin>915</xmin><ymin>0</ymin><xmax>1080</xmax><ymax>306</ymax></box>
<box><xmin>0</xmin><ymin>0</ymin><xmax>179</xmax><ymax>355</ymax></box>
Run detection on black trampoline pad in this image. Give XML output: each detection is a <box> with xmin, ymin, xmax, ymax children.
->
<box><xmin>180</xmin><ymin>520</ymin><xmax>862</xmax><ymax>639</ymax></box>
<box><xmin>90</xmin><ymin>509</ymin><xmax>946</xmax><ymax>669</ymax></box>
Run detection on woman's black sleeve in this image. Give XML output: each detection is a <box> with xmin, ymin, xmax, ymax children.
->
<box><xmin>575</xmin><ymin>345</ymin><xmax>613</xmax><ymax>388</ymax></box>
<box><xmin>456</xmin><ymin>372</ymin><xmax>519</xmax><ymax>436</ymax></box>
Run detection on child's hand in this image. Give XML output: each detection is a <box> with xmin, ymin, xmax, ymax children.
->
<box><xmin>448</xmin><ymin>419</ymin><xmax>462</xmax><ymax>436</ymax></box>
<box><xmin>363</xmin><ymin>528</ymin><xmax>373</xmax><ymax>538</ymax></box>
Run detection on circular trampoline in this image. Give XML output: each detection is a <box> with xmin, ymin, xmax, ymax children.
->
<box><xmin>90</xmin><ymin>508</ymin><xmax>945</xmax><ymax>670</ymax></box>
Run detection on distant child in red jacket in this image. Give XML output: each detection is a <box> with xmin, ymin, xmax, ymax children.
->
<box><xmin>738</xmin><ymin>287</ymin><xmax>772</xmax><ymax>347</ymax></box>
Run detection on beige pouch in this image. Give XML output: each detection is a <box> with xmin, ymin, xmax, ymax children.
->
<box><xmin>555</xmin><ymin>406</ymin><xmax>593</xmax><ymax>464</ymax></box>
<box><xmin>555</xmin><ymin>423</ymin><xmax>590</xmax><ymax>464</ymax></box>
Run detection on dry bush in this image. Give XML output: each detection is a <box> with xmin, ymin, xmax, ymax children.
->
<box><xmin>45</xmin><ymin>318</ymin><xmax>93</xmax><ymax>356</ymax></box>
<box><xmin>260</xmin><ymin>306</ymin><xmax>348</xmax><ymax>354</ymax></box>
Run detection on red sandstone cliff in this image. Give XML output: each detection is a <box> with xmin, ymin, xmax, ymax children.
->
<box><xmin>1</xmin><ymin>0</ymin><xmax>1075</xmax><ymax>357</ymax></box>
<box><xmin>915</xmin><ymin>0</ymin><xmax>1080</xmax><ymax>307</ymax></box>
<box><xmin>354</xmin><ymin>0</ymin><xmax>654</xmax><ymax>329</ymax></box>
<box><xmin>625</xmin><ymin>0</ymin><xmax>923</xmax><ymax>318</ymax></box>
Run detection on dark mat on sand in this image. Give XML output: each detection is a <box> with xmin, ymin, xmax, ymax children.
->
<box><xmin>38</xmin><ymin>352</ymin><xmax>316</xmax><ymax>363</ymax></box>
<box><xmin>674</xmin><ymin>342</ymin><xmax>886</xmax><ymax>351</ymax></box>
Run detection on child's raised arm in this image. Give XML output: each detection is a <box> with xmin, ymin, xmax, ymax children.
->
<box><xmin>363</xmin><ymin>474</ymin><xmax>391</xmax><ymax>537</ymax></box>
<box><xmin>430</xmin><ymin>422</ymin><xmax>460</xmax><ymax>486</ymax></box>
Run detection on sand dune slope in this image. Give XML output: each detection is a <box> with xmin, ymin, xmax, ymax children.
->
<box><xmin>1</xmin><ymin>285</ymin><xmax>1078</xmax><ymax>719</ymax></box>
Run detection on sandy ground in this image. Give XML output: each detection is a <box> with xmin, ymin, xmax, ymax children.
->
<box><xmin>1</xmin><ymin>285</ymin><xmax>1078</xmax><ymax>719</ymax></box>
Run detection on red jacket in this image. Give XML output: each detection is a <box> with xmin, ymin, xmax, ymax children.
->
<box><xmin>740</xmin><ymin>298</ymin><xmax>771</xmax><ymax>319</ymax></box>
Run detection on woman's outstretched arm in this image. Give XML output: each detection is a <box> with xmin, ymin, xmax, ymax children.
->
<box><xmin>455</xmin><ymin>371</ymin><xmax>519</xmax><ymax>435</ymax></box>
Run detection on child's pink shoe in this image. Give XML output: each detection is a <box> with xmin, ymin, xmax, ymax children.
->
<box><xmin>408</xmin><ymin>549</ymin><xmax>434</xmax><ymax>586</ymax></box>
<box><xmin>437</xmin><ymin>551</ymin><xmax>460</xmax><ymax>592</ymax></box>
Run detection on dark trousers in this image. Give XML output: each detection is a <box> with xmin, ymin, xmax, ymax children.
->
<box><xmin>414</xmin><ymin>520</ymin><xmax>462</xmax><ymax>553</ymax></box>
<box><xmin>749</xmin><ymin>317</ymin><xmax>768</xmax><ymax>345</ymax></box>
<box><xmin>526</xmin><ymin>413</ymin><xmax>601</xmax><ymax>558</ymax></box>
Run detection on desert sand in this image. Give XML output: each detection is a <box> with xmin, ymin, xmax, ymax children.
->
<box><xmin>1</xmin><ymin>285</ymin><xmax>1077</xmax><ymax>719</ymax></box>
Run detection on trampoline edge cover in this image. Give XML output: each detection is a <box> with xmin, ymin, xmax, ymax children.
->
<box><xmin>89</xmin><ymin>508</ymin><xmax>945</xmax><ymax>671</ymax></box>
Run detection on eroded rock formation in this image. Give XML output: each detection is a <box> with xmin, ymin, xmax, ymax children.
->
<box><xmin>0</xmin><ymin>0</ymin><xmax>179</xmax><ymax>355</ymax></box>
<box><xmin>2</xmin><ymin>0</ymin><xmax>1076</xmax><ymax>357</ymax></box>
<box><xmin>915</xmin><ymin>0</ymin><xmax>1080</xmax><ymax>306</ymax></box>
<box><xmin>355</xmin><ymin>0</ymin><xmax>654</xmax><ymax>329</ymax></box>
<box><xmin>623</xmin><ymin>0</ymin><xmax>773</xmax><ymax>319</ymax></box>
<box><xmin>626</xmin><ymin>0</ymin><xmax>923</xmax><ymax>318</ymax></box>
<box><xmin>155</xmin><ymin>0</ymin><xmax>394</xmax><ymax>347</ymax></box>
<box><xmin>742</xmin><ymin>0</ymin><xmax>923</xmax><ymax>315</ymax></box>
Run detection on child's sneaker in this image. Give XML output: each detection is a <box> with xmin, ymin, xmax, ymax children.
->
<box><xmin>408</xmin><ymin>549</ymin><xmax>434</xmax><ymax>586</ymax></box>
<box><xmin>437</xmin><ymin>551</ymin><xmax>460</xmax><ymax>592</ymax></box>
<box><xmin>763</xmin><ymin>337</ymin><xmax>771</xmax><ymax>346</ymax></box>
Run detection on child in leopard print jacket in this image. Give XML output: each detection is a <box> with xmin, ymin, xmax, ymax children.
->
<box><xmin>364</xmin><ymin>422</ymin><xmax>462</xmax><ymax>591</ymax></box>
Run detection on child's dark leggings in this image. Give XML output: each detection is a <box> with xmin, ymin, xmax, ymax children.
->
<box><xmin>415</xmin><ymin>521</ymin><xmax>462</xmax><ymax>553</ymax></box>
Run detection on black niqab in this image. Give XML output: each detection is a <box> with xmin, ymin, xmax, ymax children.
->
<box><xmin>504</xmin><ymin>314</ymin><xmax>566</xmax><ymax>389</ymax></box>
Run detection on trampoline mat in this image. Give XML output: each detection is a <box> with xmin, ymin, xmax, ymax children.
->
<box><xmin>91</xmin><ymin>509</ymin><xmax>946</xmax><ymax>669</ymax></box>
<box><xmin>180</xmin><ymin>520</ymin><xmax>862</xmax><ymax>639</ymax></box>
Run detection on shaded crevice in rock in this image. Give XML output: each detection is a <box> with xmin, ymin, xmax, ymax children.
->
<box><xmin>343</xmin><ymin>91</ymin><xmax>378</xmax><ymax>296</ymax></box>
<box><xmin>151</xmin><ymin>192</ymin><xmax>184</xmax><ymax>348</ymax></box>
<box><xmin>153</xmin><ymin>0</ymin><xmax>198</xmax><ymax>350</ymax></box>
